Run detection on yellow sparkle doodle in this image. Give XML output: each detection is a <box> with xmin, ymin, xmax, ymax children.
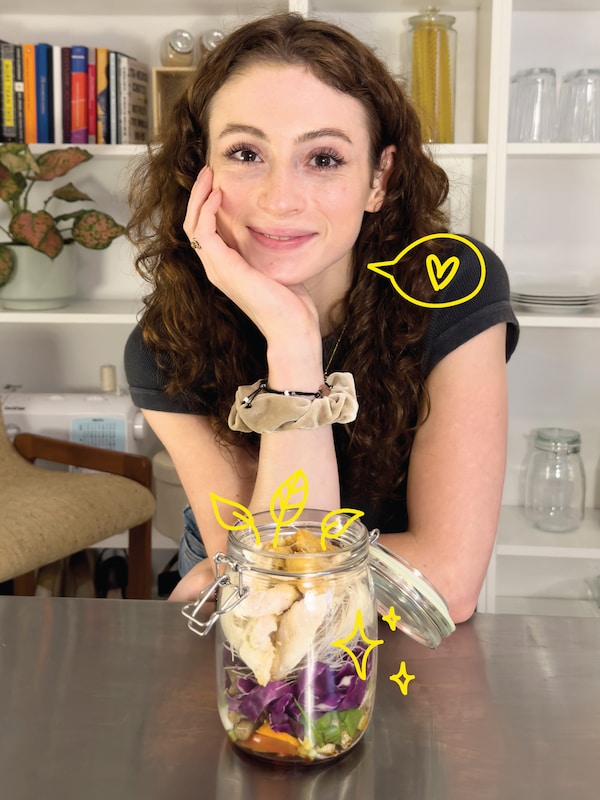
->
<box><xmin>331</xmin><ymin>608</ymin><xmax>384</xmax><ymax>681</ymax></box>
<box><xmin>389</xmin><ymin>661</ymin><xmax>415</xmax><ymax>696</ymax></box>
<box><xmin>367</xmin><ymin>233</ymin><xmax>486</xmax><ymax>309</ymax></box>
<box><xmin>382</xmin><ymin>606</ymin><xmax>402</xmax><ymax>632</ymax></box>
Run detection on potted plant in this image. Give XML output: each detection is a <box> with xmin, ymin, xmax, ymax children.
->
<box><xmin>0</xmin><ymin>143</ymin><xmax>125</xmax><ymax>309</ymax></box>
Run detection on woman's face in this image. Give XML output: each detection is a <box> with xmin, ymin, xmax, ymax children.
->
<box><xmin>206</xmin><ymin>63</ymin><xmax>389</xmax><ymax>295</ymax></box>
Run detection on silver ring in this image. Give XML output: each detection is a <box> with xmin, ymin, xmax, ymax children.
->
<box><xmin>190</xmin><ymin>238</ymin><xmax>201</xmax><ymax>250</ymax></box>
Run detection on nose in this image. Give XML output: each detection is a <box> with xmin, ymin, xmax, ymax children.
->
<box><xmin>256</xmin><ymin>162</ymin><xmax>303</xmax><ymax>215</ymax></box>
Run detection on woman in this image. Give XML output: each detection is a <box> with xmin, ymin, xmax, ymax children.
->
<box><xmin>125</xmin><ymin>13</ymin><xmax>518</xmax><ymax>621</ymax></box>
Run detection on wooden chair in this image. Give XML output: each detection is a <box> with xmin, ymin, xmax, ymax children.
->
<box><xmin>0</xmin><ymin>407</ymin><xmax>156</xmax><ymax>599</ymax></box>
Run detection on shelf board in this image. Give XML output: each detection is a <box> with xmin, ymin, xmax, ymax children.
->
<box><xmin>496</xmin><ymin>506</ymin><xmax>600</xmax><ymax>559</ymax></box>
<box><xmin>495</xmin><ymin>596</ymin><xmax>600</xmax><ymax>618</ymax></box>
<box><xmin>0</xmin><ymin>299</ymin><xmax>142</xmax><ymax>324</ymax></box>
<box><xmin>507</xmin><ymin>143</ymin><xmax>600</xmax><ymax>157</ymax></box>
<box><xmin>515</xmin><ymin>311</ymin><xmax>600</xmax><ymax>328</ymax></box>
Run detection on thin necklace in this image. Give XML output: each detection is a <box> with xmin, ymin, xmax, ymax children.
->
<box><xmin>324</xmin><ymin>322</ymin><xmax>347</xmax><ymax>381</ymax></box>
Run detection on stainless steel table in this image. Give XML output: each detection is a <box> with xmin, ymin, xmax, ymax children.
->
<box><xmin>1</xmin><ymin>596</ymin><xmax>599</xmax><ymax>800</ymax></box>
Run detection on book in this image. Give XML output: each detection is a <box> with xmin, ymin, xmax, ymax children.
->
<box><xmin>117</xmin><ymin>54</ymin><xmax>149</xmax><ymax>144</ymax></box>
<box><xmin>22</xmin><ymin>43</ymin><xmax>37</xmax><ymax>143</ymax></box>
<box><xmin>108</xmin><ymin>49</ymin><xmax>120</xmax><ymax>145</ymax></box>
<box><xmin>0</xmin><ymin>41</ymin><xmax>17</xmax><ymax>142</ymax></box>
<box><xmin>52</xmin><ymin>45</ymin><xmax>66</xmax><ymax>144</ymax></box>
<box><xmin>60</xmin><ymin>46</ymin><xmax>71</xmax><ymax>144</ymax></box>
<box><xmin>95</xmin><ymin>47</ymin><xmax>110</xmax><ymax>144</ymax></box>
<box><xmin>34</xmin><ymin>42</ymin><xmax>54</xmax><ymax>143</ymax></box>
<box><xmin>87</xmin><ymin>48</ymin><xmax>96</xmax><ymax>144</ymax></box>
<box><xmin>70</xmin><ymin>45</ymin><xmax>88</xmax><ymax>144</ymax></box>
<box><xmin>13</xmin><ymin>44</ymin><xmax>25</xmax><ymax>142</ymax></box>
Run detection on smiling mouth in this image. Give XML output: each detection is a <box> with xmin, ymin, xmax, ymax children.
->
<box><xmin>249</xmin><ymin>228</ymin><xmax>315</xmax><ymax>248</ymax></box>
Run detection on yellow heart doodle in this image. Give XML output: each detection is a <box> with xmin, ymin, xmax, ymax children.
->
<box><xmin>426</xmin><ymin>253</ymin><xmax>460</xmax><ymax>292</ymax></box>
<box><xmin>367</xmin><ymin>233</ymin><xmax>486</xmax><ymax>309</ymax></box>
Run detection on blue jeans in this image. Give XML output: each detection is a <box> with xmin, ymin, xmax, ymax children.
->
<box><xmin>178</xmin><ymin>505</ymin><xmax>208</xmax><ymax>577</ymax></box>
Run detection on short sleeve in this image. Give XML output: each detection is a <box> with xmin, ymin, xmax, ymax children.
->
<box><xmin>420</xmin><ymin>237</ymin><xmax>519</xmax><ymax>376</ymax></box>
<box><xmin>124</xmin><ymin>325</ymin><xmax>211</xmax><ymax>414</ymax></box>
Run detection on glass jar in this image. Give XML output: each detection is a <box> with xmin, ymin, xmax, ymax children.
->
<box><xmin>160</xmin><ymin>29</ymin><xmax>195</xmax><ymax>67</ymax></box>
<box><xmin>405</xmin><ymin>6</ymin><xmax>457</xmax><ymax>143</ymax></box>
<box><xmin>183</xmin><ymin>510</ymin><xmax>454</xmax><ymax>765</ymax></box>
<box><xmin>525</xmin><ymin>428</ymin><xmax>586</xmax><ymax>532</ymax></box>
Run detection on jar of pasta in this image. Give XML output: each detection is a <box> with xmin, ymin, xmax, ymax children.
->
<box><xmin>405</xmin><ymin>7</ymin><xmax>457</xmax><ymax>143</ymax></box>
<box><xmin>183</xmin><ymin>510</ymin><xmax>454</xmax><ymax>764</ymax></box>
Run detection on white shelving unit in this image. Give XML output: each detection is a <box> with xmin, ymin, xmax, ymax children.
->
<box><xmin>1</xmin><ymin>1</ymin><xmax>599</xmax><ymax>611</ymax></box>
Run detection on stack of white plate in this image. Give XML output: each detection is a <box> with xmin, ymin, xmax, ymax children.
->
<box><xmin>511</xmin><ymin>286</ymin><xmax>600</xmax><ymax>314</ymax></box>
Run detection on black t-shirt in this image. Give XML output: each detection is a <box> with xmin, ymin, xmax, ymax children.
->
<box><xmin>125</xmin><ymin>237</ymin><xmax>519</xmax><ymax>533</ymax></box>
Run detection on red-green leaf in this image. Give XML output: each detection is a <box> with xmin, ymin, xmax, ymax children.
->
<box><xmin>9</xmin><ymin>210</ymin><xmax>64</xmax><ymax>258</ymax></box>
<box><xmin>71</xmin><ymin>210</ymin><xmax>124</xmax><ymax>250</ymax></box>
<box><xmin>0</xmin><ymin>245</ymin><xmax>15</xmax><ymax>287</ymax></box>
<box><xmin>51</xmin><ymin>182</ymin><xmax>93</xmax><ymax>202</ymax></box>
<box><xmin>32</xmin><ymin>147</ymin><xmax>92</xmax><ymax>181</ymax></box>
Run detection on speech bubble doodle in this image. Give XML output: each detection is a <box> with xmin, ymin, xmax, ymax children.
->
<box><xmin>331</xmin><ymin>608</ymin><xmax>384</xmax><ymax>681</ymax></box>
<box><xmin>367</xmin><ymin>232</ymin><xmax>486</xmax><ymax>309</ymax></box>
<box><xmin>389</xmin><ymin>661</ymin><xmax>415</xmax><ymax>695</ymax></box>
<box><xmin>382</xmin><ymin>606</ymin><xmax>402</xmax><ymax>632</ymax></box>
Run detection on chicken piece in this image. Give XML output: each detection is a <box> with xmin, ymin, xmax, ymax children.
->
<box><xmin>272</xmin><ymin>590</ymin><xmax>330</xmax><ymax>679</ymax></box>
<box><xmin>237</xmin><ymin>581</ymin><xmax>299</xmax><ymax>618</ymax></box>
<box><xmin>239</xmin><ymin>614</ymin><xmax>278</xmax><ymax>686</ymax></box>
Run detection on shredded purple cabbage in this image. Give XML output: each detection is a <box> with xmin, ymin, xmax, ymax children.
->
<box><xmin>226</xmin><ymin>647</ymin><xmax>372</xmax><ymax>738</ymax></box>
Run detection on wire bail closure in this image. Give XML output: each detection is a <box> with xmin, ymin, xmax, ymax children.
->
<box><xmin>181</xmin><ymin>553</ymin><xmax>250</xmax><ymax>637</ymax></box>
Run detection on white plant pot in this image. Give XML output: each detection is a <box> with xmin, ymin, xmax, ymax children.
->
<box><xmin>0</xmin><ymin>244</ymin><xmax>77</xmax><ymax>310</ymax></box>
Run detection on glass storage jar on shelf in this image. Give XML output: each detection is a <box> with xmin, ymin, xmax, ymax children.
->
<box><xmin>183</xmin><ymin>509</ymin><xmax>454</xmax><ymax>765</ymax></box>
<box><xmin>524</xmin><ymin>428</ymin><xmax>586</xmax><ymax>533</ymax></box>
<box><xmin>405</xmin><ymin>6</ymin><xmax>457</xmax><ymax>143</ymax></box>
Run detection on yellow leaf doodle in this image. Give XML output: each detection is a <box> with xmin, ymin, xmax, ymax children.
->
<box><xmin>331</xmin><ymin>608</ymin><xmax>384</xmax><ymax>681</ymax></box>
<box><xmin>320</xmin><ymin>508</ymin><xmax>365</xmax><ymax>550</ymax></box>
<box><xmin>270</xmin><ymin>468</ymin><xmax>309</xmax><ymax>548</ymax></box>
<box><xmin>209</xmin><ymin>492</ymin><xmax>261</xmax><ymax>546</ymax></box>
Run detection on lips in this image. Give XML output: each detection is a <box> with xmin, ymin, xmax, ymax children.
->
<box><xmin>248</xmin><ymin>227</ymin><xmax>315</xmax><ymax>249</ymax></box>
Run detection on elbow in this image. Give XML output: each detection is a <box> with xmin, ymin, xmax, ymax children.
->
<box><xmin>443</xmin><ymin>587</ymin><xmax>480</xmax><ymax>625</ymax></box>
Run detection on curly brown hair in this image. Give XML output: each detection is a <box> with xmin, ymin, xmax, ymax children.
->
<box><xmin>127</xmin><ymin>12</ymin><xmax>450</xmax><ymax>505</ymax></box>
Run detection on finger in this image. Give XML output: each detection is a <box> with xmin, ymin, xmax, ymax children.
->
<box><xmin>183</xmin><ymin>166</ymin><xmax>214</xmax><ymax>237</ymax></box>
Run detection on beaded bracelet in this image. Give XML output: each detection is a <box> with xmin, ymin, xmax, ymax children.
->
<box><xmin>241</xmin><ymin>379</ymin><xmax>331</xmax><ymax>409</ymax></box>
<box><xmin>228</xmin><ymin>372</ymin><xmax>358</xmax><ymax>434</ymax></box>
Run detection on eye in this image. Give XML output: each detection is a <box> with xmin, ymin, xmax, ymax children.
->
<box><xmin>224</xmin><ymin>144</ymin><xmax>262</xmax><ymax>164</ymax></box>
<box><xmin>309</xmin><ymin>149</ymin><xmax>346</xmax><ymax>170</ymax></box>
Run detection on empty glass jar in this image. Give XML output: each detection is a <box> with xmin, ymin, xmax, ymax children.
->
<box><xmin>525</xmin><ymin>428</ymin><xmax>586</xmax><ymax>532</ymax></box>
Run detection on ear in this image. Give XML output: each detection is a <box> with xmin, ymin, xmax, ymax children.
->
<box><xmin>365</xmin><ymin>145</ymin><xmax>396</xmax><ymax>213</ymax></box>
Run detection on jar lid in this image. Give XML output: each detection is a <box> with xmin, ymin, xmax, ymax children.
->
<box><xmin>409</xmin><ymin>7</ymin><xmax>456</xmax><ymax>28</ymax></box>
<box><xmin>369</xmin><ymin>541</ymin><xmax>455</xmax><ymax>648</ymax></box>
<box><xmin>533</xmin><ymin>427</ymin><xmax>581</xmax><ymax>453</ymax></box>
<box><xmin>168</xmin><ymin>29</ymin><xmax>194</xmax><ymax>54</ymax></box>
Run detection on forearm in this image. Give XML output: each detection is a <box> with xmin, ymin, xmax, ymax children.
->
<box><xmin>247</xmin><ymin>332</ymin><xmax>341</xmax><ymax>513</ymax></box>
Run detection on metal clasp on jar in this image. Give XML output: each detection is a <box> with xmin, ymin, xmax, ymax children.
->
<box><xmin>181</xmin><ymin>552</ymin><xmax>249</xmax><ymax>637</ymax></box>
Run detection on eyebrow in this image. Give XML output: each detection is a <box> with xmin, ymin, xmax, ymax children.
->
<box><xmin>217</xmin><ymin>123</ymin><xmax>353</xmax><ymax>145</ymax></box>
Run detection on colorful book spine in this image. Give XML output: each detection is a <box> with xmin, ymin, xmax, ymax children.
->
<box><xmin>22</xmin><ymin>43</ymin><xmax>37</xmax><ymax>143</ymax></box>
<box><xmin>70</xmin><ymin>45</ymin><xmax>88</xmax><ymax>144</ymax></box>
<box><xmin>60</xmin><ymin>46</ymin><xmax>72</xmax><ymax>144</ymax></box>
<box><xmin>87</xmin><ymin>49</ymin><xmax>96</xmax><ymax>144</ymax></box>
<box><xmin>34</xmin><ymin>42</ymin><xmax>53</xmax><ymax>143</ymax></box>
<box><xmin>0</xmin><ymin>41</ymin><xmax>16</xmax><ymax>142</ymax></box>
<box><xmin>96</xmin><ymin>47</ymin><xmax>110</xmax><ymax>144</ymax></box>
<box><xmin>13</xmin><ymin>44</ymin><xmax>25</xmax><ymax>142</ymax></box>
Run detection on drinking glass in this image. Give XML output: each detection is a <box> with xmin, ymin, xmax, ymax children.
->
<box><xmin>508</xmin><ymin>68</ymin><xmax>557</xmax><ymax>142</ymax></box>
<box><xmin>568</xmin><ymin>69</ymin><xmax>600</xmax><ymax>142</ymax></box>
